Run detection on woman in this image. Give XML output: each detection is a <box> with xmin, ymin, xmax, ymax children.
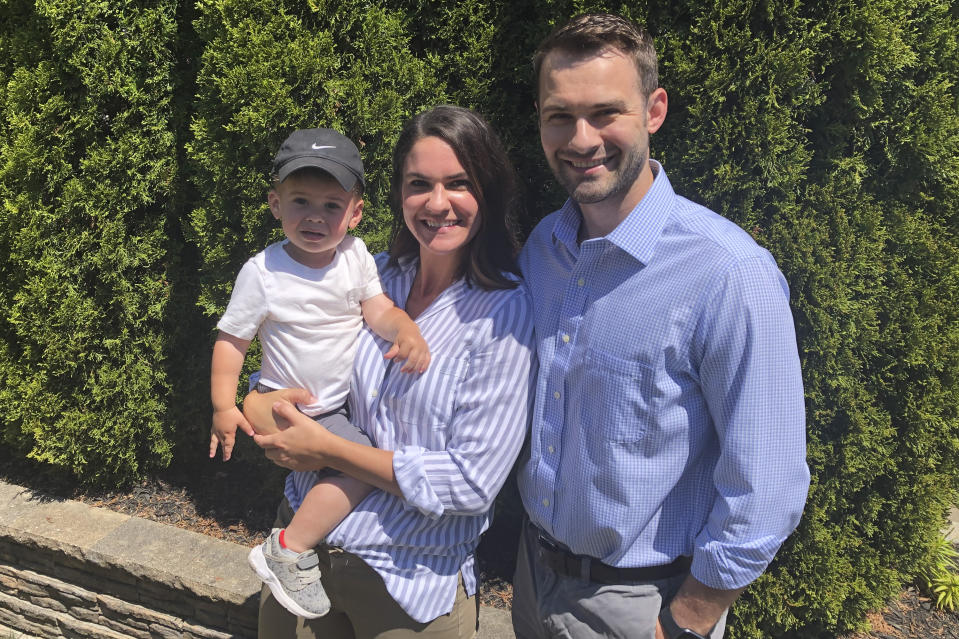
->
<box><xmin>246</xmin><ymin>105</ymin><xmax>534</xmax><ymax>638</ymax></box>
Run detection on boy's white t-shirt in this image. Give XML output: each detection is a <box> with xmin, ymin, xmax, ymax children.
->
<box><xmin>217</xmin><ymin>235</ymin><xmax>383</xmax><ymax>415</ymax></box>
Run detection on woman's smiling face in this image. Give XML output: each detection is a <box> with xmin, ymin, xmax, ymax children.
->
<box><xmin>400</xmin><ymin>136</ymin><xmax>481</xmax><ymax>261</ymax></box>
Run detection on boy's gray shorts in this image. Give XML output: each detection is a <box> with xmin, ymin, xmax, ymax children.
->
<box><xmin>254</xmin><ymin>382</ymin><xmax>371</xmax><ymax>447</ymax></box>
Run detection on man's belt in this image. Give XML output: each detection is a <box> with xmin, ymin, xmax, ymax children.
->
<box><xmin>531</xmin><ymin>521</ymin><xmax>691</xmax><ymax>584</ymax></box>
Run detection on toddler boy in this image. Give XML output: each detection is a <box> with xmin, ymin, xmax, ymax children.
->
<box><xmin>209</xmin><ymin>128</ymin><xmax>429</xmax><ymax>619</ymax></box>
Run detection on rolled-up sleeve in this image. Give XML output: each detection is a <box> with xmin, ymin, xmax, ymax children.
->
<box><xmin>394</xmin><ymin>291</ymin><xmax>535</xmax><ymax>518</ymax></box>
<box><xmin>693</xmin><ymin>256</ymin><xmax>810</xmax><ymax>589</ymax></box>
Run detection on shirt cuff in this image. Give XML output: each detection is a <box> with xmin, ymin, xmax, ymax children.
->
<box><xmin>692</xmin><ymin>531</ymin><xmax>785</xmax><ymax>589</ymax></box>
<box><xmin>393</xmin><ymin>445</ymin><xmax>443</xmax><ymax>518</ymax></box>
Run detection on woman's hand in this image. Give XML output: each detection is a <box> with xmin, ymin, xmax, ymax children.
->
<box><xmin>241</xmin><ymin>387</ymin><xmax>312</xmax><ymax>435</ymax></box>
<box><xmin>253</xmin><ymin>400</ymin><xmax>336</xmax><ymax>471</ymax></box>
<box><xmin>254</xmin><ymin>399</ymin><xmax>403</xmax><ymax>496</ymax></box>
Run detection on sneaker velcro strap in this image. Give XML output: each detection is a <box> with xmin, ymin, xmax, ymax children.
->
<box><xmin>295</xmin><ymin>552</ymin><xmax>319</xmax><ymax>571</ymax></box>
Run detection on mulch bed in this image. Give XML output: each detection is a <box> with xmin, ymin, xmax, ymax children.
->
<box><xmin>842</xmin><ymin>588</ymin><xmax>959</xmax><ymax>639</ymax></box>
<box><xmin>2</xmin><ymin>449</ymin><xmax>958</xmax><ymax>632</ymax></box>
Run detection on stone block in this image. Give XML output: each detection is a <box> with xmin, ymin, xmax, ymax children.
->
<box><xmin>100</xmin><ymin>615</ymin><xmax>154</xmax><ymax>638</ymax></box>
<box><xmin>0</xmin><ymin>609</ymin><xmax>51</xmax><ymax>638</ymax></box>
<box><xmin>15</xmin><ymin>597</ymin><xmax>60</xmax><ymax>626</ymax></box>
<box><xmin>18</xmin><ymin>569</ymin><xmax>95</xmax><ymax>606</ymax></box>
<box><xmin>1</xmin><ymin>545</ymin><xmax>51</xmax><ymax>574</ymax></box>
<box><xmin>59</xmin><ymin>612</ymin><xmax>135</xmax><ymax>639</ymax></box>
<box><xmin>138</xmin><ymin>581</ymin><xmax>195</xmax><ymax>619</ymax></box>
<box><xmin>98</xmin><ymin>518</ymin><xmax>257</xmax><ymax>604</ymax></box>
<box><xmin>98</xmin><ymin>591</ymin><xmax>183</xmax><ymax>631</ymax></box>
<box><xmin>0</xmin><ymin>572</ymin><xmax>19</xmax><ymax>594</ymax></box>
<box><xmin>193</xmin><ymin>597</ymin><xmax>229</xmax><ymax>621</ymax></box>
<box><xmin>182</xmin><ymin>620</ymin><xmax>238</xmax><ymax>639</ymax></box>
<box><xmin>27</xmin><ymin>594</ymin><xmax>68</xmax><ymax>613</ymax></box>
<box><xmin>68</xmin><ymin>604</ymin><xmax>101</xmax><ymax>623</ymax></box>
<box><xmin>149</xmin><ymin>622</ymin><xmax>185</xmax><ymax>639</ymax></box>
<box><xmin>12</xmin><ymin>499</ymin><xmax>128</xmax><ymax>548</ymax></box>
<box><xmin>16</xmin><ymin>579</ymin><xmax>50</xmax><ymax>598</ymax></box>
<box><xmin>0</xmin><ymin>482</ymin><xmax>50</xmax><ymax>526</ymax></box>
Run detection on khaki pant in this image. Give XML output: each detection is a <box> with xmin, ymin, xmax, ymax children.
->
<box><xmin>257</xmin><ymin>499</ymin><xmax>478</xmax><ymax>639</ymax></box>
<box><xmin>511</xmin><ymin>518</ymin><xmax>727</xmax><ymax>639</ymax></box>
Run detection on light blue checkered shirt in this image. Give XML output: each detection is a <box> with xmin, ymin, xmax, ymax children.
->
<box><xmin>285</xmin><ymin>254</ymin><xmax>534</xmax><ymax>622</ymax></box>
<box><xmin>518</xmin><ymin>161</ymin><xmax>809</xmax><ymax>590</ymax></box>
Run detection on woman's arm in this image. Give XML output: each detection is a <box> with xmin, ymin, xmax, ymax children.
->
<box><xmin>254</xmin><ymin>401</ymin><xmax>403</xmax><ymax>497</ymax></box>
<box><xmin>252</xmin><ymin>290</ymin><xmax>535</xmax><ymax>516</ymax></box>
<box><xmin>388</xmin><ymin>292</ymin><xmax>535</xmax><ymax>518</ymax></box>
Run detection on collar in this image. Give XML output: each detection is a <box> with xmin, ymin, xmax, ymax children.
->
<box><xmin>550</xmin><ymin>160</ymin><xmax>675</xmax><ymax>265</ymax></box>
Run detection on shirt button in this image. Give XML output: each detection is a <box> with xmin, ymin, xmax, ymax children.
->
<box><xmin>562</xmin><ymin>334</ymin><xmax>570</xmax><ymax>343</ymax></box>
<box><xmin>542</xmin><ymin>498</ymin><xmax>550</xmax><ymax>507</ymax></box>
<box><xmin>371</xmin><ymin>389</ymin><xmax>378</xmax><ymax>398</ymax></box>
<box><xmin>553</xmin><ymin>391</ymin><xmax>561</xmax><ymax>400</ymax></box>
<box><xmin>547</xmin><ymin>445</ymin><xmax>555</xmax><ymax>454</ymax></box>
<box><xmin>577</xmin><ymin>278</ymin><xmax>585</xmax><ymax>287</ymax></box>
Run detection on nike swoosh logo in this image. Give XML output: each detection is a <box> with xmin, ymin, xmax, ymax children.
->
<box><xmin>311</xmin><ymin>144</ymin><xmax>336</xmax><ymax>150</ymax></box>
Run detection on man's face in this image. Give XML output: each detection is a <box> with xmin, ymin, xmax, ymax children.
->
<box><xmin>538</xmin><ymin>48</ymin><xmax>652</xmax><ymax>206</ymax></box>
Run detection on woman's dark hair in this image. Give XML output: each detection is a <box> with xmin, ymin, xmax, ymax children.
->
<box><xmin>388</xmin><ymin>105</ymin><xmax>522</xmax><ymax>290</ymax></box>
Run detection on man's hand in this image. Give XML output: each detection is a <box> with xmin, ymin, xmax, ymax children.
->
<box><xmin>209</xmin><ymin>406</ymin><xmax>254</xmax><ymax>461</ymax></box>
<box><xmin>659</xmin><ymin>576</ymin><xmax>744</xmax><ymax>638</ymax></box>
<box><xmin>384</xmin><ymin>323</ymin><xmax>431</xmax><ymax>373</ymax></box>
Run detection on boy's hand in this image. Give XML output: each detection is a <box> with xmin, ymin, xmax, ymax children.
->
<box><xmin>384</xmin><ymin>324</ymin><xmax>431</xmax><ymax>373</ymax></box>
<box><xmin>210</xmin><ymin>406</ymin><xmax>254</xmax><ymax>461</ymax></box>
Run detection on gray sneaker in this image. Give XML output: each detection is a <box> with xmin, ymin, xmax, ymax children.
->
<box><xmin>248</xmin><ymin>529</ymin><xmax>331</xmax><ymax>618</ymax></box>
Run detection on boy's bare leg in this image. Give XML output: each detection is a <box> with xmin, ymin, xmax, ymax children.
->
<box><xmin>242</xmin><ymin>387</ymin><xmax>312</xmax><ymax>435</ymax></box>
<box><xmin>282</xmin><ymin>475</ymin><xmax>375</xmax><ymax>552</ymax></box>
<box><xmin>242</xmin><ymin>389</ymin><xmax>283</xmax><ymax>435</ymax></box>
<box><xmin>248</xmin><ymin>474</ymin><xmax>371</xmax><ymax>619</ymax></box>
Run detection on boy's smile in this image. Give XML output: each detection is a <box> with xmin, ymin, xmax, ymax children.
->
<box><xmin>268</xmin><ymin>170</ymin><xmax>363</xmax><ymax>269</ymax></box>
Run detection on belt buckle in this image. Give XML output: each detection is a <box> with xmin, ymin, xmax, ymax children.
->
<box><xmin>535</xmin><ymin>529</ymin><xmax>592</xmax><ymax>582</ymax></box>
<box><xmin>537</xmin><ymin>532</ymin><xmax>561</xmax><ymax>552</ymax></box>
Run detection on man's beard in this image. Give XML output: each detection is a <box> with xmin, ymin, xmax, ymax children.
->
<box><xmin>554</xmin><ymin>146</ymin><xmax>648</xmax><ymax>205</ymax></box>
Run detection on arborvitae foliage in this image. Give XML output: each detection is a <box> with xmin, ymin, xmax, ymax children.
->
<box><xmin>186</xmin><ymin>0</ymin><xmax>441</xmax><ymax>320</ymax></box>
<box><xmin>177</xmin><ymin>0</ymin><xmax>447</xmax><ymax>434</ymax></box>
<box><xmin>646</xmin><ymin>2</ymin><xmax>958</xmax><ymax>636</ymax></box>
<box><xmin>0</xmin><ymin>1</ymin><xmax>957</xmax><ymax>634</ymax></box>
<box><xmin>0</xmin><ymin>0</ymin><xmax>177</xmax><ymax>483</ymax></box>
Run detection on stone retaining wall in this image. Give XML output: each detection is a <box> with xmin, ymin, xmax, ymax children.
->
<box><xmin>0</xmin><ymin>481</ymin><xmax>259</xmax><ymax>639</ymax></box>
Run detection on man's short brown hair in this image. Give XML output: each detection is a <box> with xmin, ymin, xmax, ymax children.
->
<box><xmin>532</xmin><ymin>13</ymin><xmax>658</xmax><ymax>98</ymax></box>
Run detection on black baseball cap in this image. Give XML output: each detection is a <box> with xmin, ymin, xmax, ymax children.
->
<box><xmin>272</xmin><ymin>128</ymin><xmax>365</xmax><ymax>191</ymax></box>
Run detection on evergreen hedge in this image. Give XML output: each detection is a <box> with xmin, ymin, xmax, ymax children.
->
<box><xmin>1</xmin><ymin>1</ymin><xmax>957</xmax><ymax>635</ymax></box>
<box><xmin>0</xmin><ymin>0</ymin><xmax>177</xmax><ymax>482</ymax></box>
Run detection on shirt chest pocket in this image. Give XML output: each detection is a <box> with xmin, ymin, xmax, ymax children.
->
<box><xmin>385</xmin><ymin>354</ymin><xmax>469</xmax><ymax>445</ymax></box>
<box><xmin>581</xmin><ymin>347</ymin><xmax>658</xmax><ymax>444</ymax></box>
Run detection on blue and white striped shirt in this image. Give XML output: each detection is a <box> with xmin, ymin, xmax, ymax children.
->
<box><xmin>285</xmin><ymin>254</ymin><xmax>534</xmax><ymax>622</ymax></box>
<box><xmin>518</xmin><ymin>161</ymin><xmax>809</xmax><ymax>590</ymax></box>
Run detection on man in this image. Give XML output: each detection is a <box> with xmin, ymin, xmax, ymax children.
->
<box><xmin>513</xmin><ymin>13</ymin><xmax>810</xmax><ymax>639</ymax></box>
